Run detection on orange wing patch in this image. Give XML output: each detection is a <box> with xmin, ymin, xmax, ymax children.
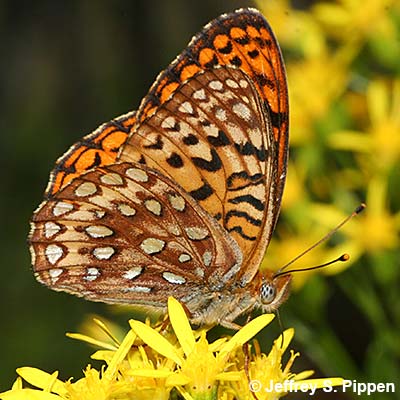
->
<box><xmin>137</xmin><ymin>10</ymin><xmax>287</xmax><ymax>140</ymax></box>
<box><xmin>135</xmin><ymin>8</ymin><xmax>288</xmax><ymax>231</ymax></box>
<box><xmin>45</xmin><ymin>111</ymin><xmax>136</xmax><ymax>197</ymax></box>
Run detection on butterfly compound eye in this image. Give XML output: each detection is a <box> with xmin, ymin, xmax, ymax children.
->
<box><xmin>260</xmin><ymin>283</ymin><xmax>276</xmax><ymax>304</ymax></box>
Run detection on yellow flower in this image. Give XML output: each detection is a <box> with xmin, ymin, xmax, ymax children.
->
<box><xmin>359</xmin><ymin>177</ymin><xmax>399</xmax><ymax>252</ymax></box>
<box><xmin>313</xmin><ymin>0</ymin><xmax>398</xmax><ymax>42</ymax></box>
<box><xmin>279</xmin><ymin>161</ymin><xmax>308</xmax><ymax>210</ymax></box>
<box><xmin>0</xmin><ymin>369</ymin><xmax>65</xmax><ymax>400</ymax></box>
<box><xmin>63</xmin><ymin>366</ymin><xmax>124</xmax><ymax>400</ymax></box>
<box><xmin>230</xmin><ymin>329</ymin><xmax>344</xmax><ymax>400</ymax></box>
<box><xmin>130</xmin><ymin>297</ymin><xmax>275</xmax><ymax>400</ymax></box>
<box><xmin>0</xmin><ymin>298</ymin><xmax>347</xmax><ymax>400</ymax></box>
<box><xmin>255</xmin><ymin>0</ymin><xmax>326</xmax><ymax>57</ymax></box>
<box><xmin>288</xmin><ymin>53</ymin><xmax>350</xmax><ymax>143</ymax></box>
<box><xmin>0</xmin><ymin>329</ymin><xmax>139</xmax><ymax>400</ymax></box>
<box><xmin>310</xmin><ymin>176</ymin><xmax>399</xmax><ymax>256</ymax></box>
<box><xmin>329</xmin><ymin>79</ymin><xmax>400</xmax><ymax>172</ymax></box>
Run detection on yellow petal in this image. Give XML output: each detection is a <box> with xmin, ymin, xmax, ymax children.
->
<box><xmin>92</xmin><ymin>318</ymin><xmax>121</xmax><ymax>345</ymax></box>
<box><xmin>11</xmin><ymin>377</ymin><xmax>23</xmax><ymax>390</ymax></box>
<box><xmin>328</xmin><ymin>130</ymin><xmax>372</xmax><ymax>152</ymax></box>
<box><xmin>66</xmin><ymin>333</ymin><xmax>117</xmax><ymax>351</ymax></box>
<box><xmin>130</xmin><ymin>320</ymin><xmax>183</xmax><ymax>366</ymax></box>
<box><xmin>168</xmin><ymin>297</ymin><xmax>195</xmax><ymax>356</ymax></box>
<box><xmin>0</xmin><ymin>388</ymin><xmax>61</xmax><ymax>400</ymax></box>
<box><xmin>16</xmin><ymin>368</ymin><xmax>66</xmax><ymax>396</ymax></box>
<box><xmin>104</xmin><ymin>329</ymin><xmax>136</xmax><ymax>380</ymax></box>
<box><xmin>276</xmin><ymin>328</ymin><xmax>294</xmax><ymax>354</ymax></box>
<box><xmin>367</xmin><ymin>80</ymin><xmax>388</xmax><ymax>125</ymax></box>
<box><xmin>90</xmin><ymin>350</ymin><xmax>115</xmax><ymax>362</ymax></box>
<box><xmin>220</xmin><ymin>314</ymin><xmax>275</xmax><ymax>356</ymax></box>
<box><xmin>294</xmin><ymin>370</ymin><xmax>315</xmax><ymax>380</ymax></box>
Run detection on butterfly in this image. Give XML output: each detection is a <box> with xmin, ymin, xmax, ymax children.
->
<box><xmin>29</xmin><ymin>8</ymin><xmax>290</xmax><ymax>329</ymax></box>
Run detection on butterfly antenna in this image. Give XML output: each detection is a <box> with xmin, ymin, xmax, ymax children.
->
<box><xmin>275</xmin><ymin>203</ymin><xmax>365</xmax><ymax>276</ymax></box>
<box><xmin>274</xmin><ymin>253</ymin><xmax>350</xmax><ymax>278</ymax></box>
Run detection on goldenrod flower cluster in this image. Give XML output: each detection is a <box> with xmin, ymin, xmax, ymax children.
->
<box><xmin>255</xmin><ymin>0</ymin><xmax>400</xmax><ymax>285</ymax></box>
<box><xmin>0</xmin><ymin>298</ymin><xmax>343</xmax><ymax>400</ymax></box>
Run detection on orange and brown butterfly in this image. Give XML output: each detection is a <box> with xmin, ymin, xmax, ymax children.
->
<box><xmin>29</xmin><ymin>8</ymin><xmax>290</xmax><ymax>329</ymax></box>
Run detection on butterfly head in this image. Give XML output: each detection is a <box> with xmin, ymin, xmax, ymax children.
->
<box><xmin>254</xmin><ymin>270</ymin><xmax>292</xmax><ymax>313</ymax></box>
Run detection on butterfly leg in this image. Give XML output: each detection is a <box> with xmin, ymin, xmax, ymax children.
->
<box><xmin>220</xmin><ymin>320</ymin><xmax>243</xmax><ymax>331</ymax></box>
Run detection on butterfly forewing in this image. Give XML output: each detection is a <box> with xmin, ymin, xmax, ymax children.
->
<box><xmin>120</xmin><ymin>67</ymin><xmax>276</xmax><ymax>281</ymax></box>
<box><xmin>45</xmin><ymin>111</ymin><xmax>136</xmax><ymax>197</ymax></box>
<box><xmin>30</xmin><ymin>162</ymin><xmax>242</xmax><ymax>306</ymax></box>
<box><xmin>135</xmin><ymin>8</ymin><xmax>288</xmax><ymax>226</ymax></box>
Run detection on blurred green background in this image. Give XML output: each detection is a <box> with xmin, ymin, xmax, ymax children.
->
<box><xmin>1</xmin><ymin>0</ymin><xmax>399</xmax><ymax>398</ymax></box>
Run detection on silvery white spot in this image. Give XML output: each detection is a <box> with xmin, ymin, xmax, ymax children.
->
<box><xmin>93</xmin><ymin>246</ymin><xmax>115</xmax><ymax>260</ymax></box>
<box><xmin>44</xmin><ymin>222</ymin><xmax>61</xmax><ymax>238</ymax></box>
<box><xmin>100</xmin><ymin>172</ymin><xmax>124</xmax><ymax>186</ymax></box>
<box><xmin>48</xmin><ymin>268</ymin><xmax>63</xmax><ymax>282</ymax></box>
<box><xmin>117</xmin><ymin>203</ymin><xmax>136</xmax><ymax>217</ymax></box>
<box><xmin>215</xmin><ymin>108</ymin><xmax>227</xmax><ymax>122</ymax></box>
<box><xmin>179</xmin><ymin>101</ymin><xmax>194</xmax><ymax>114</ymax></box>
<box><xmin>185</xmin><ymin>226</ymin><xmax>209</xmax><ymax>241</ymax></box>
<box><xmin>53</xmin><ymin>201</ymin><xmax>73</xmax><ymax>217</ymax></box>
<box><xmin>209</xmin><ymin>80</ymin><xmax>223</xmax><ymax>91</ymax></box>
<box><xmin>193</xmin><ymin>88</ymin><xmax>207</xmax><ymax>100</ymax></box>
<box><xmin>168</xmin><ymin>193</ymin><xmax>185</xmax><ymax>212</ymax></box>
<box><xmin>45</xmin><ymin>244</ymin><xmax>64</xmax><ymax>265</ymax></box>
<box><xmin>226</xmin><ymin>79</ymin><xmax>239</xmax><ymax>89</ymax></box>
<box><xmin>123</xmin><ymin>267</ymin><xmax>143</xmax><ymax>280</ymax></box>
<box><xmin>233</xmin><ymin>102</ymin><xmax>252</xmax><ymax>121</ymax></box>
<box><xmin>126</xmin><ymin>167</ymin><xmax>149</xmax><ymax>182</ymax></box>
<box><xmin>161</xmin><ymin>116</ymin><xmax>177</xmax><ymax>129</ymax></box>
<box><xmin>202</xmin><ymin>250</ymin><xmax>212</xmax><ymax>266</ymax></box>
<box><xmin>95</xmin><ymin>210</ymin><xmax>106</xmax><ymax>219</ymax></box>
<box><xmin>178</xmin><ymin>253</ymin><xmax>191</xmax><ymax>263</ymax></box>
<box><xmin>75</xmin><ymin>181</ymin><xmax>97</xmax><ymax>197</ymax></box>
<box><xmin>85</xmin><ymin>225</ymin><xmax>114</xmax><ymax>238</ymax></box>
<box><xmin>84</xmin><ymin>267</ymin><xmax>100</xmax><ymax>281</ymax></box>
<box><xmin>239</xmin><ymin>79</ymin><xmax>249</xmax><ymax>88</ymax></box>
<box><xmin>140</xmin><ymin>238</ymin><xmax>166</xmax><ymax>255</ymax></box>
<box><xmin>144</xmin><ymin>199</ymin><xmax>162</xmax><ymax>216</ymax></box>
<box><xmin>125</xmin><ymin>286</ymin><xmax>151</xmax><ymax>293</ymax></box>
<box><xmin>162</xmin><ymin>271</ymin><xmax>186</xmax><ymax>284</ymax></box>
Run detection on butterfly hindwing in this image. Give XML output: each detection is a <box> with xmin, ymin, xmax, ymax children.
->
<box><xmin>30</xmin><ymin>162</ymin><xmax>242</xmax><ymax>306</ymax></box>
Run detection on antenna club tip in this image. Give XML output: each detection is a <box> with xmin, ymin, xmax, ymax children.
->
<box><xmin>340</xmin><ymin>253</ymin><xmax>350</xmax><ymax>262</ymax></box>
<box><xmin>355</xmin><ymin>203</ymin><xmax>366</xmax><ymax>214</ymax></box>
